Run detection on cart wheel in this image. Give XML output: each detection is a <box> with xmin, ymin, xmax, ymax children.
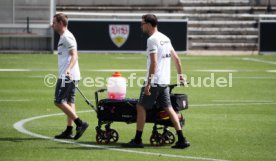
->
<box><xmin>106</xmin><ymin>129</ymin><xmax>119</xmax><ymax>143</ymax></box>
<box><xmin>150</xmin><ymin>133</ymin><xmax>165</xmax><ymax>146</ymax></box>
<box><xmin>162</xmin><ymin>130</ymin><xmax>175</xmax><ymax>144</ymax></box>
<box><xmin>96</xmin><ymin>130</ymin><xmax>108</xmax><ymax>144</ymax></box>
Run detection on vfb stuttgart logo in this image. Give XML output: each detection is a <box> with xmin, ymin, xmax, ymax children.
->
<box><xmin>109</xmin><ymin>25</ymin><xmax>129</xmax><ymax>48</ymax></box>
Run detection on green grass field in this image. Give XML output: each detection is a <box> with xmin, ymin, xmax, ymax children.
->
<box><xmin>0</xmin><ymin>53</ymin><xmax>275</xmax><ymax>161</ymax></box>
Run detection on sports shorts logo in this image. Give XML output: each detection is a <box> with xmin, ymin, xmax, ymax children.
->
<box><xmin>109</xmin><ymin>25</ymin><xmax>129</xmax><ymax>48</ymax></box>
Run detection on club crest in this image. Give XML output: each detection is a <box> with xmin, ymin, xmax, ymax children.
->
<box><xmin>109</xmin><ymin>25</ymin><xmax>129</xmax><ymax>48</ymax></box>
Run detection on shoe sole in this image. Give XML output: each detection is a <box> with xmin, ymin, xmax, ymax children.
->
<box><xmin>74</xmin><ymin>123</ymin><xmax>89</xmax><ymax>140</ymax></box>
<box><xmin>54</xmin><ymin>136</ymin><xmax>74</xmax><ymax>139</ymax></box>
<box><xmin>54</xmin><ymin>133</ymin><xmax>74</xmax><ymax>139</ymax></box>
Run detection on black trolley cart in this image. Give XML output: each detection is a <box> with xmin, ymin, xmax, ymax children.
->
<box><xmin>76</xmin><ymin>84</ymin><xmax>188</xmax><ymax>146</ymax></box>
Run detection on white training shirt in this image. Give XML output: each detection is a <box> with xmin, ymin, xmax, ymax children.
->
<box><xmin>57</xmin><ymin>30</ymin><xmax>80</xmax><ymax>80</ymax></box>
<box><xmin>146</xmin><ymin>31</ymin><xmax>173</xmax><ymax>85</ymax></box>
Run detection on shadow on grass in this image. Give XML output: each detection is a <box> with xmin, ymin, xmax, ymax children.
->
<box><xmin>0</xmin><ymin>137</ymin><xmax>44</xmax><ymax>142</ymax></box>
<box><xmin>67</xmin><ymin>141</ymin><xmax>164</xmax><ymax>150</ymax></box>
<box><xmin>46</xmin><ymin>139</ymin><xmax>170</xmax><ymax>150</ymax></box>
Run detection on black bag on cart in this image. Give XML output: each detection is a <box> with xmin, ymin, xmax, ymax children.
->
<box><xmin>97</xmin><ymin>99</ymin><xmax>138</xmax><ymax>123</ymax></box>
<box><xmin>170</xmin><ymin>94</ymin><xmax>188</xmax><ymax>111</ymax></box>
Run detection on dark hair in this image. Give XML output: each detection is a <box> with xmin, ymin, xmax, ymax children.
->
<box><xmin>54</xmin><ymin>13</ymin><xmax>68</xmax><ymax>27</ymax></box>
<box><xmin>142</xmin><ymin>14</ymin><xmax>158</xmax><ymax>27</ymax></box>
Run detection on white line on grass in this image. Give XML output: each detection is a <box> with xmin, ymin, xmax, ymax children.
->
<box><xmin>233</xmin><ymin>76</ymin><xmax>276</xmax><ymax>79</ymax></box>
<box><xmin>266</xmin><ymin>70</ymin><xmax>276</xmax><ymax>73</ymax></box>
<box><xmin>89</xmin><ymin>69</ymin><xmax>147</xmax><ymax>72</ymax></box>
<box><xmin>211</xmin><ymin>100</ymin><xmax>273</xmax><ymax>103</ymax></box>
<box><xmin>113</xmin><ymin>57</ymin><xmax>144</xmax><ymax>60</ymax></box>
<box><xmin>0</xmin><ymin>69</ymin><xmax>32</xmax><ymax>72</ymax></box>
<box><xmin>242</xmin><ymin>58</ymin><xmax>276</xmax><ymax>65</ymax></box>
<box><xmin>28</xmin><ymin>76</ymin><xmax>46</xmax><ymax>78</ymax></box>
<box><xmin>194</xmin><ymin>70</ymin><xmax>239</xmax><ymax>72</ymax></box>
<box><xmin>87</xmin><ymin>69</ymin><xmax>276</xmax><ymax>73</ymax></box>
<box><xmin>13</xmin><ymin>110</ymin><xmax>230</xmax><ymax>161</ymax></box>
<box><xmin>1</xmin><ymin>68</ymin><xmax>276</xmax><ymax>74</ymax></box>
<box><xmin>190</xmin><ymin>102</ymin><xmax>276</xmax><ymax>107</ymax></box>
<box><xmin>0</xmin><ymin>99</ymin><xmax>30</xmax><ymax>102</ymax></box>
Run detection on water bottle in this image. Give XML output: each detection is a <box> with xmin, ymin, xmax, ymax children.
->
<box><xmin>107</xmin><ymin>72</ymin><xmax>127</xmax><ymax>100</ymax></box>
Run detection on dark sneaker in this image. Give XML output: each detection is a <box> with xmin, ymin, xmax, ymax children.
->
<box><xmin>121</xmin><ymin>139</ymin><xmax>144</xmax><ymax>148</ymax></box>
<box><xmin>54</xmin><ymin>131</ymin><xmax>73</xmax><ymax>139</ymax></box>
<box><xmin>171</xmin><ymin>140</ymin><xmax>190</xmax><ymax>149</ymax></box>
<box><xmin>74</xmin><ymin>122</ymin><xmax>89</xmax><ymax>140</ymax></box>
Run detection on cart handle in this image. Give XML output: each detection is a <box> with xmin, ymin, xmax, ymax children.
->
<box><xmin>65</xmin><ymin>76</ymin><xmax>97</xmax><ymax>111</ymax></box>
<box><xmin>94</xmin><ymin>88</ymin><xmax>107</xmax><ymax>107</ymax></box>
<box><xmin>169</xmin><ymin>82</ymin><xmax>189</xmax><ymax>93</ymax></box>
<box><xmin>96</xmin><ymin>88</ymin><xmax>107</xmax><ymax>93</ymax></box>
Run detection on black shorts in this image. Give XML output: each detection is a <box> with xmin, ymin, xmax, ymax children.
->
<box><xmin>54</xmin><ymin>79</ymin><xmax>78</xmax><ymax>104</ymax></box>
<box><xmin>138</xmin><ymin>84</ymin><xmax>172</xmax><ymax>110</ymax></box>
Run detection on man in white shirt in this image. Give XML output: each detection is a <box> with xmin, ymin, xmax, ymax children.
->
<box><xmin>52</xmin><ymin>13</ymin><xmax>88</xmax><ymax>140</ymax></box>
<box><xmin>122</xmin><ymin>14</ymin><xmax>190</xmax><ymax>149</ymax></box>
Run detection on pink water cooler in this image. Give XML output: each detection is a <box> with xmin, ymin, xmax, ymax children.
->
<box><xmin>107</xmin><ymin>72</ymin><xmax>126</xmax><ymax>100</ymax></box>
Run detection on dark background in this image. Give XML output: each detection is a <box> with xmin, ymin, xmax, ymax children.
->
<box><xmin>259</xmin><ymin>21</ymin><xmax>276</xmax><ymax>52</ymax></box>
<box><xmin>54</xmin><ymin>20</ymin><xmax>187</xmax><ymax>52</ymax></box>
